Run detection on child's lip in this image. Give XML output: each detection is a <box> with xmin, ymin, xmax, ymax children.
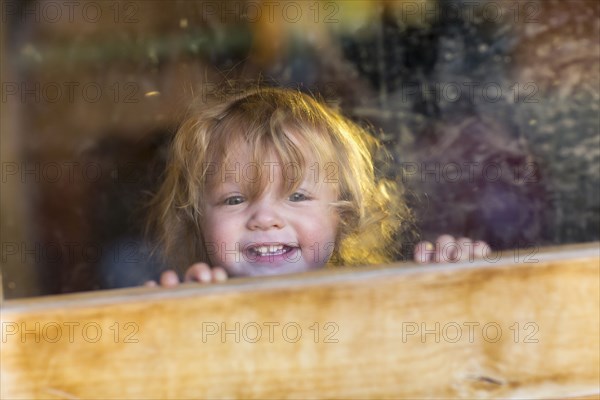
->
<box><xmin>242</xmin><ymin>245</ymin><xmax>300</xmax><ymax>265</ymax></box>
<box><xmin>245</xmin><ymin>241</ymin><xmax>298</xmax><ymax>247</ymax></box>
<box><xmin>243</xmin><ymin>241</ymin><xmax>299</xmax><ymax>252</ymax></box>
<box><xmin>240</xmin><ymin>248</ymin><xmax>305</xmax><ymax>277</ymax></box>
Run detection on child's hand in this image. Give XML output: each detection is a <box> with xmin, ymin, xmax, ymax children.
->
<box><xmin>413</xmin><ymin>235</ymin><xmax>491</xmax><ymax>264</ymax></box>
<box><xmin>144</xmin><ymin>263</ymin><xmax>228</xmax><ymax>287</ymax></box>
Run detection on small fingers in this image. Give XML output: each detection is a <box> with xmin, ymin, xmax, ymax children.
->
<box><xmin>185</xmin><ymin>263</ymin><xmax>213</xmax><ymax>283</ymax></box>
<box><xmin>473</xmin><ymin>240</ymin><xmax>492</xmax><ymax>259</ymax></box>
<box><xmin>414</xmin><ymin>241</ymin><xmax>435</xmax><ymax>263</ymax></box>
<box><xmin>454</xmin><ymin>238</ymin><xmax>492</xmax><ymax>262</ymax></box>
<box><xmin>159</xmin><ymin>270</ymin><xmax>181</xmax><ymax>287</ymax></box>
<box><xmin>435</xmin><ymin>234</ymin><xmax>457</xmax><ymax>262</ymax></box>
<box><xmin>455</xmin><ymin>237</ymin><xmax>474</xmax><ymax>262</ymax></box>
<box><xmin>414</xmin><ymin>236</ymin><xmax>492</xmax><ymax>264</ymax></box>
<box><xmin>184</xmin><ymin>263</ymin><xmax>228</xmax><ymax>283</ymax></box>
<box><xmin>144</xmin><ymin>280</ymin><xmax>158</xmax><ymax>287</ymax></box>
<box><xmin>212</xmin><ymin>267</ymin><xmax>228</xmax><ymax>282</ymax></box>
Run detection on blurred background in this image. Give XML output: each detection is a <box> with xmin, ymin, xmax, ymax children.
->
<box><xmin>1</xmin><ymin>0</ymin><xmax>598</xmax><ymax>298</ymax></box>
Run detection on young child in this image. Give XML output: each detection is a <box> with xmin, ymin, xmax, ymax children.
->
<box><xmin>145</xmin><ymin>87</ymin><xmax>489</xmax><ymax>287</ymax></box>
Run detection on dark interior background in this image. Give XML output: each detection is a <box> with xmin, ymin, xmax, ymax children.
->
<box><xmin>1</xmin><ymin>0</ymin><xmax>598</xmax><ymax>298</ymax></box>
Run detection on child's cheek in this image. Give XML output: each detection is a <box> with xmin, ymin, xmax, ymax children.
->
<box><xmin>304</xmin><ymin>241</ymin><xmax>336</xmax><ymax>269</ymax></box>
<box><xmin>201</xmin><ymin>216</ymin><xmax>227</xmax><ymax>267</ymax></box>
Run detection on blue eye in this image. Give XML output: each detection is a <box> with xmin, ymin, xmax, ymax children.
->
<box><xmin>289</xmin><ymin>192</ymin><xmax>308</xmax><ymax>202</ymax></box>
<box><xmin>224</xmin><ymin>196</ymin><xmax>245</xmax><ymax>205</ymax></box>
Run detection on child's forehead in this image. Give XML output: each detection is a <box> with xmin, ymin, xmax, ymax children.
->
<box><xmin>204</xmin><ymin>118</ymin><xmax>341</xmax><ymax>192</ymax></box>
<box><xmin>214</xmin><ymin>133</ymin><xmax>314</xmax><ymax>165</ymax></box>
<box><xmin>214</xmin><ymin>149</ymin><xmax>306</xmax><ymax>184</ymax></box>
<box><xmin>205</xmin><ymin>140</ymin><xmax>339</xmax><ymax>194</ymax></box>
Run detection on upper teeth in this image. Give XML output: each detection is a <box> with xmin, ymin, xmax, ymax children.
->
<box><xmin>254</xmin><ymin>245</ymin><xmax>285</xmax><ymax>255</ymax></box>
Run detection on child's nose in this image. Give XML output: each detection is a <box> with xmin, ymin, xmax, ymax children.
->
<box><xmin>247</xmin><ymin>202</ymin><xmax>285</xmax><ymax>231</ymax></box>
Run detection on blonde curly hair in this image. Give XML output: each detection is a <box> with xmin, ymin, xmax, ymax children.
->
<box><xmin>148</xmin><ymin>87</ymin><xmax>411</xmax><ymax>273</ymax></box>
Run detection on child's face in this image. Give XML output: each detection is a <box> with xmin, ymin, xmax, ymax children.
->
<box><xmin>201</xmin><ymin>148</ymin><xmax>339</xmax><ymax>277</ymax></box>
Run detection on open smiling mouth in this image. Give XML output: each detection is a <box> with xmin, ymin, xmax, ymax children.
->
<box><xmin>246</xmin><ymin>244</ymin><xmax>298</xmax><ymax>260</ymax></box>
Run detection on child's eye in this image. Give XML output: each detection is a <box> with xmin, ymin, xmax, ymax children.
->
<box><xmin>288</xmin><ymin>192</ymin><xmax>308</xmax><ymax>202</ymax></box>
<box><xmin>223</xmin><ymin>196</ymin><xmax>245</xmax><ymax>205</ymax></box>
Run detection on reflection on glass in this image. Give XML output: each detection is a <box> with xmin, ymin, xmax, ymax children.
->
<box><xmin>1</xmin><ymin>0</ymin><xmax>598</xmax><ymax>298</ymax></box>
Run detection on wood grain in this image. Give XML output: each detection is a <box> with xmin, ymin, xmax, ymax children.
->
<box><xmin>1</xmin><ymin>243</ymin><xmax>599</xmax><ymax>399</ymax></box>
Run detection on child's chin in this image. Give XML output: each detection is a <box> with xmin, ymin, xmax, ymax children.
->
<box><xmin>233</xmin><ymin>262</ymin><xmax>314</xmax><ymax>277</ymax></box>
